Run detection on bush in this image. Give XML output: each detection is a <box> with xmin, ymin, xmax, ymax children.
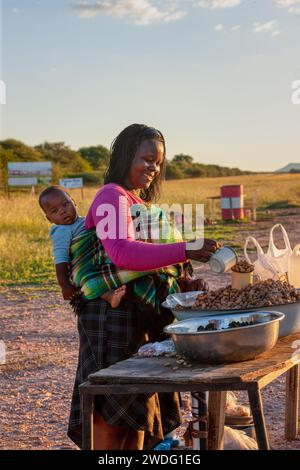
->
<box><xmin>185</xmin><ymin>164</ymin><xmax>205</xmax><ymax>177</ymax></box>
<box><xmin>165</xmin><ymin>163</ymin><xmax>185</xmax><ymax>180</ymax></box>
<box><xmin>78</xmin><ymin>146</ymin><xmax>110</xmax><ymax>170</ymax></box>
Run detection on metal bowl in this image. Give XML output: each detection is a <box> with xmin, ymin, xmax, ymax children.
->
<box><xmin>164</xmin><ymin>311</ymin><xmax>285</xmax><ymax>364</ymax></box>
<box><xmin>162</xmin><ymin>291</ymin><xmax>300</xmax><ymax>338</ymax></box>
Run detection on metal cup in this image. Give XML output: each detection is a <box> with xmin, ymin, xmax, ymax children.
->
<box><xmin>209</xmin><ymin>246</ymin><xmax>237</xmax><ymax>274</ymax></box>
<box><xmin>231</xmin><ymin>270</ymin><xmax>254</xmax><ymax>290</ymax></box>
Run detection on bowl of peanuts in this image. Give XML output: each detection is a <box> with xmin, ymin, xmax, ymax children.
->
<box><xmin>163</xmin><ymin>279</ymin><xmax>300</xmax><ymax>337</ymax></box>
<box><xmin>164</xmin><ymin>311</ymin><xmax>285</xmax><ymax>363</ymax></box>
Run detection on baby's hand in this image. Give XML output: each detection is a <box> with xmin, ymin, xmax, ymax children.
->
<box><xmin>61</xmin><ymin>283</ymin><xmax>77</xmax><ymax>300</ymax></box>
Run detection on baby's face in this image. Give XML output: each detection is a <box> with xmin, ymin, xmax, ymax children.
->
<box><xmin>43</xmin><ymin>191</ymin><xmax>77</xmax><ymax>225</ymax></box>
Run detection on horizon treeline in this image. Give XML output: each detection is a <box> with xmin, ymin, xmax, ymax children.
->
<box><xmin>0</xmin><ymin>138</ymin><xmax>253</xmax><ymax>186</ymax></box>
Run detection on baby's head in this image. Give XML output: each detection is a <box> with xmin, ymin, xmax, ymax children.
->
<box><xmin>39</xmin><ymin>185</ymin><xmax>77</xmax><ymax>225</ymax></box>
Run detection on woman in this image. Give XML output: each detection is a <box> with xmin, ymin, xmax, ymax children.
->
<box><xmin>67</xmin><ymin>124</ymin><xmax>220</xmax><ymax>450</ymax></box>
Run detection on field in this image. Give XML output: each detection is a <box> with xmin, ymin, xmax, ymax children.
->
<box><xmin>1</xmin><ymin>173</ymin><xmax>300</xmax><ymax>451</ymax></box>
<box><xmin>1</xmin><ymin>172</ymin><xmax>300</xmax><ymax>286</ymax></box>
<box><xmin>161</xmin><ymin>173</ymin><xmax>300</xmax><ymax>209</ymax></box>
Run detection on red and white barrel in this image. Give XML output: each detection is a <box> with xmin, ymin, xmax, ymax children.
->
<box><xmin>221</xmin><ymin>185</ymin><xmax>244</xmax><ymax>220</ymax></box>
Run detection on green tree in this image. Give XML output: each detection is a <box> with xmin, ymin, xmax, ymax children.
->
<box><xmin>172</xmin><ymin>154</ymin><xmax>194</xmax><ymax>165</ymax></box>
<box><xmin>78</xmin><ymin>145</ymin><xmax>110</xmax><ymax>170</ymax></box>
<box><xmin>165</xmin><ymin>162</ymin><xmax>185</xmax><ymax>180</ymax></box>
<box><xmin>0</xmin><ymin>145</ymin><xmax>15</xmax><ymax>189</ymax></box>
<box><xmin>36</xmin><ymin>142</ymin><xmax>92</xmax><ymax>181</ymax></box>
<box><xmin>0</xmin><ymin>139</ymin><xmax>42</xmax><ymax>162</ymax></box>
<box><xmin>185</xmin><ymin>164</ymin><xmax>205</xmax><ymax>178</ymax></box>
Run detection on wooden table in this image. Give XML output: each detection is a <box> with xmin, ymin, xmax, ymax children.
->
<box><xmin>80</xmin><ymin>333</ymin><xmax>300</xmax><ymax>450</ymax></box>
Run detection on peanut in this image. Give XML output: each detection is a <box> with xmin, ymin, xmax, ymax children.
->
<box><xmin>177</xmin><ymin>280</ymin><xmax>300</xmax><ymax>311</ymax></box>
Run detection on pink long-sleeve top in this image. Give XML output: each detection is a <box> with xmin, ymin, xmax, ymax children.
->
<box><xmin>85</xmin><ymin>183</ymin><xmax>187</xmax><ymax>271</ymax></box>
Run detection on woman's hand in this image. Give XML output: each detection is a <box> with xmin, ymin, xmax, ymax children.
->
<box><xmin>185</xmin><ymin>278</ymin><xmax>209</xmax><ymax>292</ymax></box>
<box><xmin>177</xmin><ymin>277</ymin><xmax>209</xmax><ymax>293</ymax></box>
<box><xmin>185</xmin><ymin>238</ymin><xmax>221</xmax><ymax>263</ymax></box>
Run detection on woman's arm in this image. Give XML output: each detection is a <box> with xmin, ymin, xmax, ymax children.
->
<box><xmin>86</xmin><ymin>185</ymin><xmax>187</xmax><ymax>271</ymax></box>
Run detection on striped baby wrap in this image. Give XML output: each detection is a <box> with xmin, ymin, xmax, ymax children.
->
<box><xmin>69</xmin><ymin>203</ymin><xmax>192</xmax><ymax>314</ymax></box>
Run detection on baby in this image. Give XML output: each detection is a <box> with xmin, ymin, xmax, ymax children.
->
<box><xmin>39</xmin><ymin>186</ymin><xmax>126</xmax><ymax>307</ymax></box>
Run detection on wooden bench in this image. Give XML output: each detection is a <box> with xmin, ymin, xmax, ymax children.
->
<box><xmin>80</xmin><ymin>332</ymin><xmax>300</xmax><ymax>450</ymax></box>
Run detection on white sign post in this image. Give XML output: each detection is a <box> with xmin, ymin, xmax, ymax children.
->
<box><xmin>59</xmin><ymin>178</ymin><xmax>83</xmax><ymax>189</ymax></box>
<box><xmin>8</xmin><ymin>162</ymin><xmax>52</xmax><ymax>177</ymax></box>
<box><xmin>8</xmin><ymin>177</ymin><xmax>38</xmax><ymax>186</ymax></box>
<box><xmin>59</xmin><ymin>178</ymin><xmax>84</xmax><ymax>199</ymax></box>
<box><xmin>7</xmin><ymin>162</ymin><xmax>52</xmax><ymax>197</ymax></box>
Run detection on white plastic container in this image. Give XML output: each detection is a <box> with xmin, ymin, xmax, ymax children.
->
<box><xmin>288</xmin><ymin>243</ymin><xmax>300</xmax><ymax>289</ymax></box>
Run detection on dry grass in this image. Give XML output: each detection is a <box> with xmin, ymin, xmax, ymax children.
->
<box><xmin>1</xmin><ymin>173</ymin><xmax>300</xmax><ymax>285</ymax></box>
<box><xmin>161</xmin><ymin>173</ymin><xmax>300</xmax><ymax>210</ymax></box>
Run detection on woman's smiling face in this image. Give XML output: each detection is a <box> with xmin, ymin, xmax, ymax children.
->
<box><xmin>125</xmin><ymin>139</ymin><xmax>165</xmax><ymax>191</ymax></box>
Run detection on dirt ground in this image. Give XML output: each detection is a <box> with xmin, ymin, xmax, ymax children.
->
<box><xmin>1</xmin><ymin>210</ymin><xmax>300</xmax><ymax>450</ymax></box>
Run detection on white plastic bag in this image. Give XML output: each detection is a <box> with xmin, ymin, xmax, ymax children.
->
<box><xmin>244</xmin><ymin>236</ymin><xmax>279</xmax><ymax>281</ymax></box>
<box><xmin>224</xmin><ymin>426</ymin><xmax>258</xmax><ymax>450</ymax></box>
<box><xmin>137</xmin><ymin>339</ymin><xmax>175</xmax><ymax>357</ymax></box>
<box><xmin>162</xmin><ymin>291</ymin><xmax>204</xmax><ymax>309</ymax></box>
<box><xmin>226</xmin><ymin>391</ymin><xmax>250</xmax><ymax>417</ymax></box>
<box><xmin>266</xmin><ymin>224</ymin><xmax>292</xmax><ymax>278</ymax></box>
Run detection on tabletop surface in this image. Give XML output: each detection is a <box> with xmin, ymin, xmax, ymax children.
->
<box><xmin>88</xmin><ymin>333</ymin><xmax>300</xmax><ymax>386</ymax></box>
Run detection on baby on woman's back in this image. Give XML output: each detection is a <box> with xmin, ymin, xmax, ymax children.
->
<box><xmin>38</xmin><ymin>185</ymin><xmax>126</xmax><ymax>306</ymax></box>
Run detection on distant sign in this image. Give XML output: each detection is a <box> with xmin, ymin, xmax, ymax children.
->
<box><xmin>7</xmin><ymin>162</ymin><xmax>52</xmax><ymax>187</ymax></box>
<box><xmin>8</xmin><ymin>177</ymin><xmax>38</xmax><ymax>186</ymax></box>
<box><xmin>59</xmin><ymin>178</ymin><xmax>83</xmax><ymax>189</ymax></box>
<box><xmin>8</xmin><ymin>162</ymin><xmax>52</xmax><ymax>176</ymax></box>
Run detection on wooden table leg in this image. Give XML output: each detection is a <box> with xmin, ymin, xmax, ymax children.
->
<box><xmin>191</xmin><ymin>392</ymin><xmax>208</xmax><ymax>450</ymax></box>
<box><xmin>208</xmin><ymin>391</ymin><xmax>226</xmax><ymax>450</ymax></box>
<box><xmin>247</xmin><ymin>385</ymin><xmax>270</xmax><ymax>450</ymax></box>
<box><xmin>80</xmin><ymin>389</ymin><xmax>94</xmax><ymax>450</ymax></box>
<box><xmin>285</xmin><ymin>364</ymin><xmax>299</xmax><ymax>441</ymax></box>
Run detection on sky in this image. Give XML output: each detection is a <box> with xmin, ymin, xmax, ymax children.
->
<box><xmin>0</xmin><ymin>0</ymin><xmax>300</xmax><ymax>171</ymax></box>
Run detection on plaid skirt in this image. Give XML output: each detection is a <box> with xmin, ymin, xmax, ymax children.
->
<box><xmin>67</xmin><ymin>298</ymin><xmax>181</xmax><ymax>449</ymax></box>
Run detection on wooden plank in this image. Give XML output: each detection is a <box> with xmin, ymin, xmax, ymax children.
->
<box><xmin>79</xmin><ymin>382</ymin><xmax>259</xmax><ymax>395</ymax></box>
<box><xmin>285</xmin><ymin>364</ymin><xmax>299</xmax><ymax>441</ymax></box>
<box><xmin>256</xmin><ymin>363</ymin><xmax>298</xmax><ymax>389</ymax></box>
<box><xmin>208</xmin><ymin>391</ymin><xmax>226</xmax><ymax>450</ymax></box>
<box><xmin>88</xmin><ymin>333</ymin><xmax>300</xmax><ymax>386</ymax></box>
<box><xmin>248</xmin><ymin>385</ymin><xmax>270</xmax><ymax>450</ymax></box>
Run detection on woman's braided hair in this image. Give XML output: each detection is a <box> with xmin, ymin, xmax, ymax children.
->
<box><xmin>104</xmin><ymin>124</ymin><xmax>166</xmax><ymax>203</ymax></box>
